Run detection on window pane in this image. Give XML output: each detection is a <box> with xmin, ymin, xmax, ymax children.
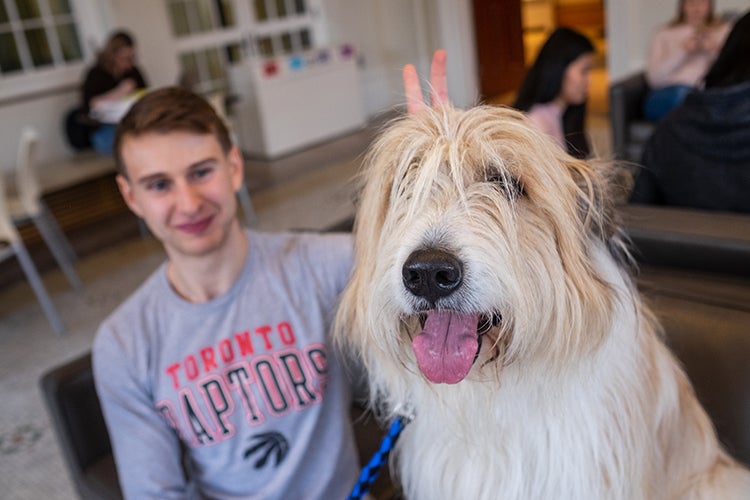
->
<box><xmin>215</xmin><ymin>0</ymin><xmax>234</xmax><ymax>27</ymax></box>
<box><xmin>25</xmin><ymin>27</ymin><xmax>53</xmax><ymax>67</ymax></box>
<box><xmin>169</xmin><ymin>2</ymin><xmax>190</xmax><ymax>36</ymax></box>
<box><xmin>56</xmin><ymin>22</ymin><xmax>81</xmax><ymax>61</ymax></box>
<box><xmin>0</xmin><ymin>32</ymin><xmax>23</xmax><ymax>73</ymax></box>
<box><xmin>299</xmin><ymin>28</ymin><xmax>310</xmax><ymax>50</ymax></box>
<box><xmin>225</xmin><ymin>43</ymin><xmax>241</xmax><ymax>64</ymax></box>
<box><xmin>257</xmin><ymin>36</ymin><xmax>273</xmax><ymax>56</ymax></box>
<box><xmin>15</xmin><ymin>0</ymin><xmax>42</xmax><ymax>20</ymax></box>
<box><xmin>253</xmin><ymin>0</ymin><xmax>268</xmax><ymax>21</ymax></box>
<box><xmin>205</xmin><ymin>47</ymin><xmax>223</xmax><ymax>80</ymax></box>
<box><xmin>280</xmin><ymin>32</ymin><xmax>292</xmax><ymax>53</ymax></box>
<box><xmin>0</xmin><ymin>2</ymin><xmax>8</xmax><ymax>23</ymax></box>
<box><xmin>274</xmin><ymin>0</ymin><xmax>286</xmax><ymax>18</ymax></box>
<box><xmin>179</xmin><ymin>51</ymin><xmax>200</xmax><ymax>87</ymax></box>
<box><xmin>294</xmin><ymin>0</ymin><xmax>305</xmax><ymax>15</ymax></box>
<box><xmin>196</xmin><ymin>0</ymin><xmax>214</xmax><ymax>32</ymax></box>
<box><xmin>49</xmin><ymin>0</ymin><xmax>72</xmax><ymax>15</ymax></box>
<box><xmin>183</xmin><ymin>1</ymin><xmax>200</xmax><ymax>33</ymax></box>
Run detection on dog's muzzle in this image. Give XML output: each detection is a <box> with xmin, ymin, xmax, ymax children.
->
<box><xmin>401</xmin><ymin>248</ymin><xmax>484</xmax><ymax>384</ymax></box>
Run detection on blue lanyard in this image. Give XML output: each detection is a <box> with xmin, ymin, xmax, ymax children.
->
<box><xmin>347</xmin><ymin>416</ymin><xmax>409</xmax><ymax>500</ymax></box>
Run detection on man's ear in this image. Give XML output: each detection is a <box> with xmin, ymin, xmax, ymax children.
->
<box><xmin>228</xmin><ymin>144</ymin><xmax>244</xmax><ymax>192</ymax></box>
<box><xmin>116</xmin><ymin>174</ymin><xmax>143</xmax><ymax>218</ymax></box>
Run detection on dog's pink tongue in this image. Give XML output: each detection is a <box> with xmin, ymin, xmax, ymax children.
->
<box><xmin>412</xmin><ymin>310</ymin><xmax>479</xmax><ymax>384</ymax></box>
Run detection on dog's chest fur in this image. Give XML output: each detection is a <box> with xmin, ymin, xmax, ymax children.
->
<box><xmin>394</xmin><ymin>303</ymin><xmax>655</xmax><ymax>500</ymax></box>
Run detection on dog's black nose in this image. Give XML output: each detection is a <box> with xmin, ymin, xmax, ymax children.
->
<box><xmin>402</xmin><ymin>249</ymin><xmax>463</xmax><ymax>303</ymax></box>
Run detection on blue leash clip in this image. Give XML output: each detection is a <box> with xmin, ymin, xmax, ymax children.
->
<box><xmin>347</xmin><ymin>416</ymin><xmax>409</xmax><ymax>500</ymax></box>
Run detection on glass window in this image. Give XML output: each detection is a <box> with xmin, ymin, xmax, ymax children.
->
<box><xmin>274</xmin><ymin>0</ymin><xmax>286</xmax><ymax>18</ymax></box>
<box><xmin>167</xmin><ymin>0</ymin><xmax>235</xmax><ymax>37</ymax></box>
<box><xmin>225</xmin><ymin>43</ymin><xmax>241</xmax><ymax>64</ymax></box>
<box><xmin>206</xmin><ymin>47</ymin><xmax>223</xmax><ymax>80</ymax></box>
<box><xmin>253</xmin><ymin>0</ymin><xmax>268</xmax><ymax>21</ymax></box>
<box><xmin>250</xmin><ymin>0</ymin><xmax>315</xmax><ymax>56</ymax></box>
<box><xmin>0</xmin><ymin>33</ymin><xmax>23</xmax><ymax>73</ymax></box>
<box><xmin>56</xmin><ymin>22</ymin><xmax>81</xmax><ymax>61</ymax></box>
<box><xmin>299</xmin><ymin>28</ymin><xmax>310</xmax><ymax>50</ymax></box>
<box><xmin>180</xmin><ymin>51</ymin><xmax>200</xmax><ymax>86</ymax></box>
<box><xmin>280</xmin><ymin>32</ymin><xmax>292</xmax><ymax>53</ymax></box>
<box><xmin>179</xmin><ymin>45</ymin><xmax>232</xmax><ymax>94</ymax></box>
<box><xmin>0</xmin><ymin>0</ymin><xmax>84</xmax><ymax>79</ymax></box>
<box><xmin>16</xmin><ymin>0</ymin><xmax>42</xmax><ymax>20</ymax></box>
<box><xmin>169</xmin><ymin>2</ymin><xmax>190</xmax><ymax>36</ymax></box>
<box><xmin>216</xmin><ymin>0</ymin><xmax>233</xmax><ymax>26</ymax></box>
<box><xmin>25</xmin><ymin>27</ymin><xmax>53</xmax><ymax>67</ymax></box>
<box><xmin>253</xmin><ymin>0</ymin><xmax>312</xmax><ymax>23</ymax></box>
<box><xmin>48</xmin><ymin>0</ymin><xmax>72</xmax><ymax>15</ymax></box>
<box><xmin>195</xmin><ymin>0</ymin><xmax>213</xmax><ymax>32</ymax></box>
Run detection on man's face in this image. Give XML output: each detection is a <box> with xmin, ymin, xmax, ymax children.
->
<box><xmin>117</xmin><ymin>131</ymin><xmax>244</xmax><ymax>260</ymax></box>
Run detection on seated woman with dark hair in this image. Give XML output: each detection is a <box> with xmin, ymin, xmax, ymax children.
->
<box><xmin>629</xmin><ymin>10</ymin><xmax>750</xmax><ymax>213</ymax></box>
<box><xmin>513</xmin><ymin>27</ymin><xmax>596</xmax><ymax>159</ymax></box>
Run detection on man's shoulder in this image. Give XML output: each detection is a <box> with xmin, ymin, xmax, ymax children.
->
<box><xmin>95</xmin><ymin>264</ymin><xmax>167</xmax><ymax>341</ymax></box>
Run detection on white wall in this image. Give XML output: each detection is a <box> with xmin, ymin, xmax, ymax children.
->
<box><xmin>319</xmin><ymin>0</ymin><xmax>477</xmax><ymax>115</ymax></box>
<box><xmin>606</xmin><ymin>0</ymin><xmax>748</xmax><ymax>81</ymax></box>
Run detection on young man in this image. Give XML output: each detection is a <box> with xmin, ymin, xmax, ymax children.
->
<box><xmin>92</xmin><ymin>87</ymin><xmax>360</xmax><ymax>499</ymax></box>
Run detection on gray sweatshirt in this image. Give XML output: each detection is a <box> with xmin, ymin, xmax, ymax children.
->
<box><xmin>93</xmin><ymin>230</ymin><xmax>359</xmax><ymax>499</ymax></box>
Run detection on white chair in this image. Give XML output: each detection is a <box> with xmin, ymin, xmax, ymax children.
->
<box><xmin>0</xmin><ymin>174</ymin><xmax>66</xmax><ymax>335</ymax></box>
<box><xmin>6</xmin><ymin>127</ymin><xmax>82</xmax><ymax>291</ymax></box>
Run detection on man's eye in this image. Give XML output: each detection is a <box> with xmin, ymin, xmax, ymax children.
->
<box><xmin>148</xmin><ymin>179</ymin><xmax>170</xmax><ymax>191</ymax></box>
<box><xmin>191</xmin><ymin>167</ymin><xmax>213</xmax><ymax>181</ymax></box>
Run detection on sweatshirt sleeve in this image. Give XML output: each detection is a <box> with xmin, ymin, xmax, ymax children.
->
<box><xmin>92</xmin><ymin>324</ymin><xmax>191</xmax><ymax>500</ymax></box>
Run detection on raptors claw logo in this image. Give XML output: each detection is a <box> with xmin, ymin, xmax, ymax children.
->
<box><xmin>243</xmin><ymin>432</ymin><xmax>289</xmax><ymax>469</ymax></box>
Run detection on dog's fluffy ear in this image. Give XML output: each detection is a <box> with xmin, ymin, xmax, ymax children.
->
<box><xmin>566</xmin><ymin>158</ymin><xmax>620</xmax><ymax>244</ymax></box>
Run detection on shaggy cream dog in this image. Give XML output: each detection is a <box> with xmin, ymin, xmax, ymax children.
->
<box><xmin>335</xmin><ymin>104</ymin><xmax>750</xmax><ymax>499</ymax></box>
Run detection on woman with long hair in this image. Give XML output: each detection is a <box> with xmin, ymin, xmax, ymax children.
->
<box><xmin>643</xmin><ymin>0</ymin><xmax>730</xmax><ymax>120</ymax></box>
<box><xmin>81</xmin><ymin>30</ymin><xmax>148</xmax><ymax>156</ymax></box>
<box><xmin>513</xmin><ymin>27</ymin><xmax>595</xmax><ymax>159</ymax></box>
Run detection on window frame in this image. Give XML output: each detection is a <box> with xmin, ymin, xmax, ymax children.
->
<box><xmin>166</xmin><ymin>0</ymin><xmax>323</xmax><ymax>95</ymax></box>
<box><xmin>0</xmin><ymin>0</ymin><xmax>89</xmax><ymax>102</ymax></box>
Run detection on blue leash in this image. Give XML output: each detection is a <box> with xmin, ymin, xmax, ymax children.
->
<box><xmin>347</xmin><ymin>416</ymin><xmax>409</xmax><ymax>500</ymax></box>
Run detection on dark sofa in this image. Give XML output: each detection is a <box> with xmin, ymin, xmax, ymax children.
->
<box><xmin>620</xmin><ymin>204</ymin><xmax>750</xmax><ymax>466</ymax></box>
<box><xmin>609</xmin><ymin>72</ymin><xmax>657</xmax><ymax>163</ymax></box>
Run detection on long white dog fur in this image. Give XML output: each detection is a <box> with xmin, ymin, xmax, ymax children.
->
<box><xmin>334</xmin><ymin>104</ymin><xmax>750</xmax><ymax>499</ymax></box>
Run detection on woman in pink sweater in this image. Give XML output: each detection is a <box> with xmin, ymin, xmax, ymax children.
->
<box><xmin>513</xmin><ymin>27</ymin><xmax>596</xmax><ymax>159</ymax></box>
<box><xmin>644</xmin><ymin>0</ymin><xmax>730</xmax><ymax>120</ymax></box>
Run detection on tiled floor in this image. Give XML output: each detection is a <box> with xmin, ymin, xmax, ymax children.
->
<box><xmin>0</xmin><ymin>79</ymin><xmax>612</xmax><ymax>498</ymax></box>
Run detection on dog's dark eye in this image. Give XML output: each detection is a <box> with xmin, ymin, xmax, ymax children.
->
<box><xmin>487</xmin><ymin>173</ymin><xmax>525</xmax><ymax>198</ymax></box>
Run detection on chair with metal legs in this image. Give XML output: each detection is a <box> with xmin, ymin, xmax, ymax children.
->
<box><xmin>0</xmin><ymin>174</ymin><xmax>66</xmax><ymax>335</ymax></box>
<box><xmin>8</xmin><ymin>127</ymin><xmax>82</xmax><ymax>291</ymax></box>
